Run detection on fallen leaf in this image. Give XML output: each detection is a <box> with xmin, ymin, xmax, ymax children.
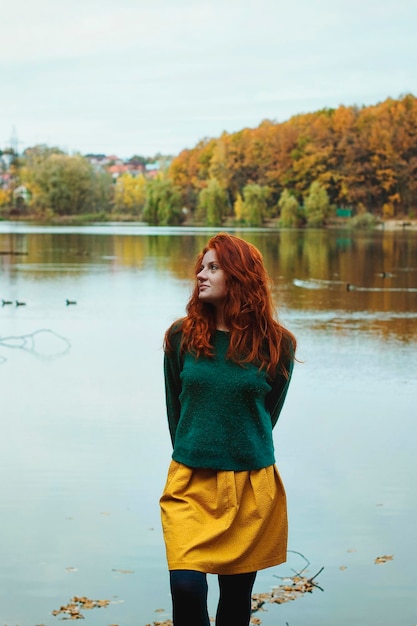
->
<box><xmin>52</xmin><ymin>596</ymin><xmax>110</xmax><ymax>619</ymax></box>
<box><xmin>375</xmin><ymin>555</ymin><xmax>394</xmax><ymax>564</ymax></box>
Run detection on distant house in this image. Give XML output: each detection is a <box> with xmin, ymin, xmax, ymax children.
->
<box><xmin>84</xmin><ymin>154</ymin><xmax>124</xmax><ymax>170</ymax></box>
<box><xmin>145</xmin><ymin>161</ymin><xmax>160</xmax><ymax>178</ymax></box>
<box><xmin>0</xmin><ymin>172</ymin><xmax>11</xmax><ymax>188</ymax></box>
<box><xmin>106</xmin><ymin>155</ymin><xmax>124</xmax><ymax>166</ymax></box>
<box><xmin>126</xmin><ymin>160</ymin><xmax>145</xmax><ymax>176</ymax></box>
<box><xmin>84</xmin><ymin>154</ymin><xmax>109</xmax><ymax>171</ymax></box>
<box><xmin>84</xmin><ymin>153</ymin><xmax>169</xmax><ymax>179</ymax></box>
<box><xmin>107</xmin><ymin>164</ymin><xmax>130</xmax><ymax>179</ymax></box>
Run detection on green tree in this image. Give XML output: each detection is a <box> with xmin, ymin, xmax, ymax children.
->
<box><xmin>241</xmin><ymin>184</ymin><xmax>270</xmax><ymax>226</ymax></box>
<box><xmin>143</xmin><ymin>178</ymin><xmax>184</xmax><ymax>225</ymax></box>
<box><xmin>21</xmin><ymin>151</ymin><xmax>112</xmax><ymax>215</ymax></box>
<box><xmin>278</xmin><ymin>189</ymin><xmax>301</xmax><ymax>227</ymax></box>
<box><xmin>197</xmin><ymin>178</ymin><xmax>229</xmax><ymax>226</ymax></box>
<box><xmin>304</xmin><ymin>180</ymin><xmax>331</xmax><ymax>227</ymax></box>
<box><xmin>91</xmin><ymin>170</ymin><xmax>113</xmax><ymax>214</ymax></box>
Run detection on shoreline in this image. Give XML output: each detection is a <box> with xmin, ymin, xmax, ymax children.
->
<box><xmin>1</xmin><ymin>214</ymin><xmax>417</xmax><ymax>230</ymax></box>
<box><xmin>377</xmin><ymin>219</ymin><xmax>417</xmax><ymax>230</ymax></box>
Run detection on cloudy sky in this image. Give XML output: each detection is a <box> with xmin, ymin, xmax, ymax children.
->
<box><xmin>1</xmin><ymin>0</ymin><xmax>416</xmax><ymax>158</ymax></box>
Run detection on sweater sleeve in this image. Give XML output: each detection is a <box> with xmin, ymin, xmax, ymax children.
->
<box><xmin>265</xmin><ymin>356</ymin><xmax>294</xmax><ymax>428</ymax></box>
<box><xmin>163</xmin><ymin>330</ymin><xmax>183</xmax><ymax>446</ymax></box>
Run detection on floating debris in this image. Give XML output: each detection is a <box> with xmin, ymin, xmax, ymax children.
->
<box><xmin>252</xmin><ymin>570</ymin><xmax>324</xmax><ymax>611</ymax></box>
<box><xmin>52</xmin><ymin>596</ymin><xmax>110</xmax><ymax>620</ymax></box>
<box><xmin>375</xmin><ymin>554</ymin><xmax>394</xmax><ymax>564</ymax></box>
<box><xmin>252</xmin><ymin>551</ymin><xmax>324</xmax><ymax>618</ymax></box>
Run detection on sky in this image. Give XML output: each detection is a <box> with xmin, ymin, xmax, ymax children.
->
<box><xmin>1</xmin><ymin>0</ymin><xmax>416</xmax><ymax>159</ymax></box>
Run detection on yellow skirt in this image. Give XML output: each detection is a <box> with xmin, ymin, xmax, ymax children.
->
<box><xmin>160</xmin><ymin>460</ymin><xmax>287</xmax><ymax>575</ymax></box>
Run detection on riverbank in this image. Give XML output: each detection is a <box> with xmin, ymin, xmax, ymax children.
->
<box><xmin>1</xmin><ymin>213</ymin><xmax>417</xmax><ymax>230</ymax></box>
<box><xmin>378</xmin><ymin>218</ymin><xmax>417</xmax><ymax>230</ymax></box>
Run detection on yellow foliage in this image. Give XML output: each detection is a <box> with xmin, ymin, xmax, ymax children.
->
<box><xmin>0</xmin><ymin>188</ymin><xmax>11</xmax><ymax>207</ymax></box>
<box><xmin>234</xmin><ymin>192</ymin><xmax>244</xmax><ymax>220</ymax></box>
<box><xmin>382</xmin><ymin>202</ymin><xmax>395</xmax><ymax>217</ymax></box>
<box><xmin>114</xmin><ymin>173</ymin><xmax>147</xmax><ymax>213</ymax></box>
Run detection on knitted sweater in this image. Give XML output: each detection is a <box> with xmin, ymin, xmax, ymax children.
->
<box><xmin>164</xmin><ymin>328</ymin><xmax>293</xmax><ymax>471</ymax></box>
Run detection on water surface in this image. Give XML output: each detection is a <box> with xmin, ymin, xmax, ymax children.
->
<box><xmin>1</xmin><ymin>224</ymin><xmax>416</xmax><ymax>626</ymax></box>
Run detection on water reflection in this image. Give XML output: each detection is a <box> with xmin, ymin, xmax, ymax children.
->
<box><xmin>2</xmin><ymin>227</ymin><xmax>415</xmax><ymax>337</ymax></box>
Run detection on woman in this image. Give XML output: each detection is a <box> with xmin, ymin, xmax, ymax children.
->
<box><xmin>160</xmin><ymin>233</ymin><xmax>296</xmax><ymax>626</ymax></box>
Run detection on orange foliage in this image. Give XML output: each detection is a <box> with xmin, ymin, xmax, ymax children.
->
<box><xmin>169</xmin><ymin>95</ymin><xmax>417</xmax><ymax>217</ymax></box>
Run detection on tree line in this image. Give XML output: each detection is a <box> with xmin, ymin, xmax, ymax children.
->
<box><xmin>1</xmin><ymin>94</ymin><xmax>416</xmax><ymax>226</ymax></box>
<box><xmin>169</xmin><ymin>94</ymin><xmax>417</xmax><ymax>225</ymax></box>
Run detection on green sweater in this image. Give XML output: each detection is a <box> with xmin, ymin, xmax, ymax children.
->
<box><xmin>164</xmin><ymin>329</ymin><xmax>293</xmax><ymax>471</ymax></box>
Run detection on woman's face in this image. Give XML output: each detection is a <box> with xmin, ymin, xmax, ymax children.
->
<box><xmin>197</xmin><ymin>249</ymin><xmax>227</xmax><ymax>308</ymax></box>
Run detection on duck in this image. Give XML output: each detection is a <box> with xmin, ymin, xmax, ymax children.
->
<box><xmin>1</xmin><ymin>299</ymin><xmax>13</xmax><ymax>306</ymax></box>
<box><xmin>66</xmin><ymin>299</ymin><xmax>77</xmax><ymax>306</ymax></box>
<box><xmin>15</xmin><ymin>300</ymin><xmax>26</xmax><ymax>306</ymax></box>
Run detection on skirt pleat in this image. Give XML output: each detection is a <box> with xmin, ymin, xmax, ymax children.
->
<box><xmin>160</xmin><ymin>460</ymin><xmax>287</xmax><ymax>574</ymax></box>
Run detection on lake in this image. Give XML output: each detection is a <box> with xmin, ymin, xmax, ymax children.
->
<box><xmin>0</xmin><ymin>223</ymin><xmax>416</xmax><ymax>626</ymax></box>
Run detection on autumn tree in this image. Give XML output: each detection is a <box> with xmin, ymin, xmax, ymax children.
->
<box><xmin>209</xmin><ymin>135</ymin><xmax>228</xmax><ymax>189</ymax></box>
<box><xmin>0</xmin><ymin>188</ymin><xmax>11</xmax><ymax>213</ymax></box>
<box><xmin>168</xmin><ymin>95</ymin><xmax>417</xmax><ymax>220</ymax></box>
<box><xmin>233</xmin><ymin>192</ymin><xmax>244</xmax><ymax>222</ymax></box>
<box><xmin>114</xmin><ymin>173</ymin><xmax>147</xmax><ymax>215</ymax></box>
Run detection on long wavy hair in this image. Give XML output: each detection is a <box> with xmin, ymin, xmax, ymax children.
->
<box><xmin>164</xmin><ymin>233</ymin><xmax>296</xmax><ymax>378</ymax></box>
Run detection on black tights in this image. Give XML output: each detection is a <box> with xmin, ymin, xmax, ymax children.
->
<box><xmin>169</xmin><ymin>569</ymin><xmax>256</xmax><ymax>626</ymax></box>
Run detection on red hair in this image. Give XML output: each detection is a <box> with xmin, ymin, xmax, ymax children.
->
<box><xmin>165</xmin><ymin>233</ymin><xmax>296</xmax><ymax>377</ymax></box>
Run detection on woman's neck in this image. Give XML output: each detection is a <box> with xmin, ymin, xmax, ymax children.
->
<box><xmin>216</xmin><ymin>315</ymin><xmax>229</xmax><ymax>332</ymax></box>
<box><xmin>215</xmin><ymin>309</ymin><xmax>229</xmax><ymax>332</ymax></box>
<box><xmin>216</xmin><ymin>324</ymin><xmax>229</xmax><ymax>332</ymax></box>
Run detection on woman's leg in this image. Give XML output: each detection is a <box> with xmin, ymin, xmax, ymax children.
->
<box><xmin>216</xmin><ymin>572</ymin><xmax>257</xmax><ymax>626</ymax></box>
<box><xmin>169</xmin><ymin>569</ymin><xmax>210</xmax><ymax>626</ymax></box>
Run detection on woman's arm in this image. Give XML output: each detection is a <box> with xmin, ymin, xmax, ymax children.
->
<box><xmin>265</xmin><ymin>357</ymin><xmax>294</xmax><ymax>428</ymax></box>
<box><xmin>163</xmin><ymin>331</ymin><xmax>183</xmax><ymax>446</ymax></box>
